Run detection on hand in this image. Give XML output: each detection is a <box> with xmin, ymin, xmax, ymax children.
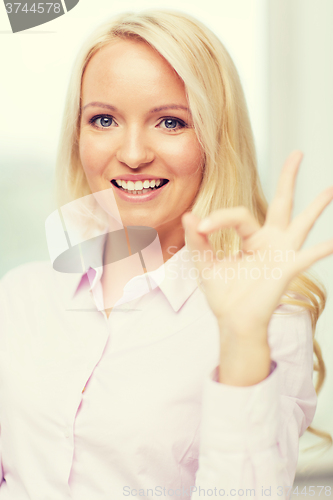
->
<box><xmin>182</xmin><ymin>151</ymin><xmax>333</xmax><ymax>341</ymax></box>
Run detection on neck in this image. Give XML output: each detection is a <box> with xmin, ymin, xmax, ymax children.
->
<box><xmin>100</xmin><ymin>220</ymin><xmax>185</xmax><ymax>312</ymax></box>
<box><xmin>158</xmin><ymin>224</ymin><xmax>185</xmax><ymax>263</ymax></box>
<box><xmin>102</xmin><ymin>216</ymin><xmax>186</xmax><ymax>273</ymax></box>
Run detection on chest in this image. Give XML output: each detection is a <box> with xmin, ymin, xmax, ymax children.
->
<box><xmin>0</xmin><ymin>288</ymin><xmax>220</xmax><ymax>439</ymax></box>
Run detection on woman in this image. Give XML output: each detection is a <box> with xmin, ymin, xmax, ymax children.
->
<box><xmin>0</xmin><ymin>8</ymin><xmax>332</xmax><ymax>500</ymax></box>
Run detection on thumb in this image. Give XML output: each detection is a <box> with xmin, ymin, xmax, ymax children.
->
<box><xmin>182</xmin><ymin>212</ymin><xmax>214</xmax><ymax>275</ymax></box>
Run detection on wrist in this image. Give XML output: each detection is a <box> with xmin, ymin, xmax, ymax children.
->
<box><xmin>218</xmin><ymin>327</ymin><xmax>271</xmax><ymax>386</ymax></box>
<box><xmin>218</xmin><ymin>318</ymin><xmax>269</xmax><ymax>346</ymax></box>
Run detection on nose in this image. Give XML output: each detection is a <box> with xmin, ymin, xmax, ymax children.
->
<box><xmin>115</xmin><ymin>126</ymin><xmax>155</xmax><ymax>169</ymax></box>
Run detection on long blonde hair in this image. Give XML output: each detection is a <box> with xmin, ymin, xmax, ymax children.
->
<box><xmin>55</xmin><ymin>8</ymin><xmax>331</xmax><ymax>449</ymax></box>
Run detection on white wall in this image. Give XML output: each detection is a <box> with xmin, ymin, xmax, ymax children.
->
<box><xmin>268</xmin><ymin>0</ymin><xmax>333</xmax><ymax>476</ymax></box>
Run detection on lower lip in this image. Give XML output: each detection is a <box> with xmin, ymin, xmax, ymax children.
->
<box><xmin>110</xmin><ymin>182</ymin><xmax>169</xmax><ymax>203</ymax></box>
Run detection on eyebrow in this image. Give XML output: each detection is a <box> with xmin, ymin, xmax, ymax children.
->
<box><xmin>82</xmin><ymin>102</ymin><xmax>191</xmax><ymax>114</ymax></box>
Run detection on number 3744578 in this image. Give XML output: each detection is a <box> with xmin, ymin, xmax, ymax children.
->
<box><xmin>5</xmin><ymin>3</ymin><xmax>61</xmax><ymax>14</ymax></box>
<box><xmin>278</xmin><ymin>485</ymin><xmax>332</xmax><ymax>497</ymax></box>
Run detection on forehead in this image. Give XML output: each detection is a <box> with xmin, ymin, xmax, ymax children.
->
<box><xmin>81</xmin><ymin>39</ymin><xmax>186</xmax><ymax>102</ymax></box>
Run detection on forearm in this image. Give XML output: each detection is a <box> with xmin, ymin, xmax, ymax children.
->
<box><xmin>218</xmin><ymin>324</ymin><xmax>271</xmax><ymax>386</ymax></box>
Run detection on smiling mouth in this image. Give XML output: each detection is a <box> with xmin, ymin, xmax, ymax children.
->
<box><xmin>111</xmin><ymin>179</ymin><xmax>169</xmax><ymax>195</ymax></box>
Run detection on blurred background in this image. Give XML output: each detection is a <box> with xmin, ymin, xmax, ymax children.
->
<box><xmin>0</xmin><ymin>0</ymin><xmax>332</xmax><ymax>491</ymax></box>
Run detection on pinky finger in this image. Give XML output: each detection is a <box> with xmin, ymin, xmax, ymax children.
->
<box><xmin>295</xmin><ymin>237</ymin><xmax>333</xmax><ymax>273</ymax></box>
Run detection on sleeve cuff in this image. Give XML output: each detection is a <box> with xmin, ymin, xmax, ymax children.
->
<box><xmin>199</xmin><ymin>360</ymin><xmax>280</xmax><ymax>453</ymax></box>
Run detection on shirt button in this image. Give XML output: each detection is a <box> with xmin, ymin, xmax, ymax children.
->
<box><xmin>64</xmin><ymin>429</ymin><xmax>71</xmax><ymax>439</ymax></box>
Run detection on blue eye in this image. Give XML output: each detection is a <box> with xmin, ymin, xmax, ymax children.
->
<box><xmin>159</xmin><ymin>118</ymin><xmax>186</xmax><ymax>131</ymax></box>
<box><xmin>164</xmin><ymin>119</ymin><xmax>178</xmax><ymax>129</ymax></box>
<box><xmin>89</xmin><ymin>115</ymin><xmax>114</xmax><ymax>128</ymax></box>
<box><xmin>88</xmin><ymin>115</ymin><xmax>186</xmax><ymax>131</ymax></box>
<box><xmin>99</xmin><ymin>117</ymin><xmax>113</xmax><ymax>127</ymax></box>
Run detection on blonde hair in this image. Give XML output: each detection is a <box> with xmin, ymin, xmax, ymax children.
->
<box><xmin>55</xmin><ymin>8</ymin><xmax>331</xmax><ymax>449</ymax></box>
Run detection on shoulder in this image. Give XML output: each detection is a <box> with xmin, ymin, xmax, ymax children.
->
<box><xmin>0</xmin><ymin>260</ymin><xmax>54</xmax><ymax>296</ymax></box>
<box><xmin>0</xmin><ymin>260</ymin><xmax>80</xmax><ymax>310</ymax></box>
<box><xmin>0</xmin><ymin>261</ymin><xmax>84</xmax><ymax>325</ymax></box>
<box><xmin>0</xmin><ymin>262</ymin><xmax>56</xmax><ymax>335</ymax></box>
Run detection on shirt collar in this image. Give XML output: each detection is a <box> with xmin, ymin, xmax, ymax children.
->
<box><xmin>59</xmin><ymin>232</ymin><xmax>107</xmax><ymax>307</ymax></box>
<box><xmin>152</xmin><ymin>245</ymin><xmax>200</xmax><ymax>312</ymax></box>
<box><xmin>70</xmin><ymin>239</ymin><xmax>199</xmax><ymax>313</ymax></box>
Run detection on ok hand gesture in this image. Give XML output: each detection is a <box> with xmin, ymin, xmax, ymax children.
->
<box><xmin>182</xmin><ymin>151</ymin><xmax>333</xmax><ymax>345</ymax></box>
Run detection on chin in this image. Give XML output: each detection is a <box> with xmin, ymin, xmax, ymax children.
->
<box><xmin>120</xmin><ymin>214</ymin><xmax>157</xmax><ymax>229</ymax></box>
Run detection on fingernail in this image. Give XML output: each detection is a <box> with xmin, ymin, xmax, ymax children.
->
<box><xmin>197</xmin><ymin>218</ymin><xmax>212</xmax><ymax>232</ymax></box>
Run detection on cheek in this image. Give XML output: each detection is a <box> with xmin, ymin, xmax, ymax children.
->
<box><xmin>165</xmin><ymin>136</ymin><xmax>203</xmax><ymax>179</ymax></box>
<box><xmin>79</xmin><ymin>133</ymin><xmax>111</xmax><ymax>174</ymax></box>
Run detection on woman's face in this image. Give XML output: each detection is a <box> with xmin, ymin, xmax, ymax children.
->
<box><xmin>79</xmin><ymin>39</ymin><xmax>204</xmax><ymax>235</ymax></box>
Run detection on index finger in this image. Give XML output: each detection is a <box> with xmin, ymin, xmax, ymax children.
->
<box><xmin>196</xmin><ymin>206</ymin><xmax>261</xmax><ymax>240</ymax></box>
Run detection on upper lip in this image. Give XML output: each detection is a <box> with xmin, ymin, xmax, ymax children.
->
<box><xmin>111</xmin><ymin>174</ymin><xmax>168</xmax><ymax>181</ymax></box>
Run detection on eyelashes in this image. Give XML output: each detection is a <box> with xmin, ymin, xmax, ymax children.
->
<box><xmin>88</xmin><ymin>115</ymin><xmax>113</xmax><ymax>128</ymax></box>
<box><xmin>88</xmin><ymin>114</ymin><xmax>187</xmax><ymax>132</ymax></box>
<box><xmin>90</xmin><ymin>116</ymin><xmax>113</xmax><ymax>128</ymax></box>
<box><xmin>158</xmin><ymin>117</ymin><xmax>187</xmax><ymax>132</ymax></box>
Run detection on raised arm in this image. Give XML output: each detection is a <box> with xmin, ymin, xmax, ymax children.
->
<box><xmin>190</xmin><ymin>305</ymin><xmax>315</xmax><ymax>500</ymax></box>
<box><xmin>182</xmin><ymin>150</ymin><xmax>332</xmax><ymax>499</ymax></box>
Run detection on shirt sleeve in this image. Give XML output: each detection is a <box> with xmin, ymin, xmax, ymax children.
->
<box><xmin>191</xmin><ymin>305</ymin><xmax>317</xmax><ymax>500</ymax></box>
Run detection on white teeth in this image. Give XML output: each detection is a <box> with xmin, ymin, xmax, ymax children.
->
<box><xmin>114</xmin><ymin>178</ymin><xmax>166</xmax><ymax>192</ymax></box>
